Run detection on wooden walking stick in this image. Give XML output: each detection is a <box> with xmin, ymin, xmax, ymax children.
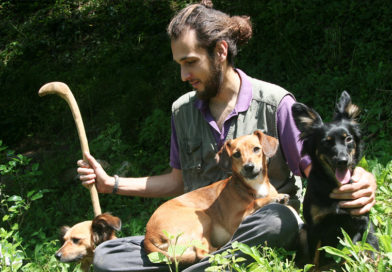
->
<box><xmin>38</xmin><ymin>82</ymin><xmax>102</xmax><ymax>217</ymax></box>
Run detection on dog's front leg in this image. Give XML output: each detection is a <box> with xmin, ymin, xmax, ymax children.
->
<box><xmin>254</xmin><ymin>194</ymin><xmax>289</xmax><ymax>209</ymax></box>
<box><xmin>80</xmin><ymin>258</ymin><xmax>93</xmax><ymax>272</ymax></box>
<box><xmin>275</xmin><ymin>193</ymin><xmax>290</xmax><ymax>205</ymax></box>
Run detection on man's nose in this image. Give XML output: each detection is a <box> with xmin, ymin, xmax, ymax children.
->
<box><xmin>181</xmin><ymin>66</ymin><xmax>191</xmax><ymax>82</ymax></box>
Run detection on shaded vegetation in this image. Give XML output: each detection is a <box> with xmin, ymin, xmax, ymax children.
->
<box><xmin>0</xmin><ymin>0</ymin><xmax>391</xmax><ymax>271</ymax></box>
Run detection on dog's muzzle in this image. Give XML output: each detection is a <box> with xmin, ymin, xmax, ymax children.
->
<box><xmin>241</xmin><ymin>163</ymin><xmax>260</xmax><ymax>179</ymax></box>
<box><xmin>334</xmin><ymin>154</ymin><xmax>353</xmax><ymax>185</ymax></box>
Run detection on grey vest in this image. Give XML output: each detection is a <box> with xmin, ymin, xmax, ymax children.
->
<box><xmin>172</xmin><ymin>77</ymin><xmax>302</xmax><ymax>210</ymax></box>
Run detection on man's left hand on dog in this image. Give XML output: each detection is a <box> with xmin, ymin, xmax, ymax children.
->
<box><xmin>329</xmin><ymin>166</ymin><xmax>377</xmax><ymax>215</ymax></box>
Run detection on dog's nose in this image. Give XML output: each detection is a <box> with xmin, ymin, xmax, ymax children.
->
<box><xmin>243</xmin><ymin>163</ymin><xmax>254</xmax><ymax>173</ymax></box>
<box><xmin>55</xmin><ymin>252</ymin><xmax>62</xmax><ymax>260</ymax></box>
<box><xmin>336</xmin><ymin>156</ymin><xmax>348</xmax><ymax>167</ymax></box>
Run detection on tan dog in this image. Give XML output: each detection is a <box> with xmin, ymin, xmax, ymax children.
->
<box><xmin>55</xmin><ymin>213</ymin><xmax>121</xmax><ymax>272</ymax></box>
<box><xmin>144</xmin><ymin>130</ymin><xmax>289</xmax><ymax>264</ymax></box>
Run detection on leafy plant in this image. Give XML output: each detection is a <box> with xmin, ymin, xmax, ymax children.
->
<box><xmin>358</xmin><ymin>158</ymin><xmax>392</xmax><ymax>231</ymax></box>
<box><xmin>21</xmin><ymin>239</ymin><xmax>76</xmax><ymax>272</ymax></box>
<box><xmin>207</xmin><ymin>241</ymin><xmax>247</xmax><ymax>272</ymax></box>
<box><xmin>0</xmin><ymin>225</ymin><xmax>24</xmax><ymax>271</ymax></box>
<box><xmin>148</xmin><ymin>231</ymin><xmax>206</xmax><ymax>272</ymax></box>
<box><xmin>0</xmin><ymin>141</ymin><xmax>48</xmax><ymax>271</ymax></box>
<box><xmin>321</xmin><ymin>223</ymin><xmax>392</xmax><ymax>272</ymax></box>
<box><xmin>207</xmin><ymin>241</ymin><xmax>314</xmax><ymax>272</ymax></box>
<box><xmin>89</xmin><ymin>123</ymin><xmax>129</xmax><ymax>164</ymax></box>
<box><xmin>370</xmin><ymin>160</ymin><xmax>392</xmax><ymax>227</ymax></box>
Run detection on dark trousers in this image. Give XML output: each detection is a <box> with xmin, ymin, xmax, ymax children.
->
<box><xmin>93</xmin><ymin>203</ymin><xmax>301</xmax><ymax>272</ymax></box>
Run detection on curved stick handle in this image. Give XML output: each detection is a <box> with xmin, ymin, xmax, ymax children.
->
<box><xmin>38</xmin><ymin>82</ymin><xmax>102</xmax><ymax>217</ymax></box>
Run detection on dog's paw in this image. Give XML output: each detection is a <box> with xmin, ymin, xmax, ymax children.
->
<box><xmin>275</xmin><ymin>194</ymin><xmax>290</xmax><ymax>204</ymax></box>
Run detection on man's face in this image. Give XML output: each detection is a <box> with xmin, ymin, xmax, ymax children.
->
<box><xmin>171</xmin><ymin>28</ymin><xmax>223</xmax><ymax>101</ymax></box>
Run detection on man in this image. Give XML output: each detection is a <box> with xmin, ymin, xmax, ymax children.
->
<box><xmin>78</xmin><ymin>2</ymin><xmax>376</xmax><ymax>271</ymax></box>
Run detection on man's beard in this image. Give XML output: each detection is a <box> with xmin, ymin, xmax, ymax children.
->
<box><xmin>196</xmin><ymin>57</ymin><xmax>223</xmax><ymax>101</ymax></box>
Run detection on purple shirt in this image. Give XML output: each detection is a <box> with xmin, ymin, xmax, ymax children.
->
<box><xmin>170</xmin><ymin>69</ymin><xmax>311</xmax><ymax>176</ymax></box>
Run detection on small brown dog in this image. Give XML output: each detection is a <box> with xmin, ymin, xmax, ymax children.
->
<box><xmin>55</xmin><ymin>213</ymin><xmax>121</xmax><ymax>271</ymax></box>
<box><xmin>144</xmin><ymin>130</ymin><xmax>289</xmax><ymax>264</ymax></box>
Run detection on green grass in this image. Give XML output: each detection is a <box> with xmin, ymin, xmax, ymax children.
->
<box><xmin>1</xmin><ymin>137</ymin><xmax>391</xmax><ymax>271</ymax></box>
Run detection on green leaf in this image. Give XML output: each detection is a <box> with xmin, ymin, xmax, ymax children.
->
<box><xmin>358</xmin><ymin>157</ymin><xmax>369</xmax><ymax>170</ymax></box>
<box><xmin>7</xmin><ymin>195</ymin><xmax>22</xmax><ymax>202</ymax></box>
<box><xmin>341</xmin><ymin>229</ymin><xmax>355</xmax><ymax>248</ymax></box>
<box><xmin>234</xmin><ymin>257</ymin><xmax>246</xmax><ymax>263</ymax></box>
<box><xmin>190</xmin><ymin>240</ymin><xmax>207</xmax><ymax>251</ymax></box>
<box><xmin>169</xmin><ymin>244</ymin><xmax>187</xmax><ymax>257</ymax></box>
<box><xmin>377</xmin><ymin>258</ymin><xmax>385</xmax><ymax>272</ymax></box>
<box><xmin>361</xmin><ymin>224</ymin><xmax>370</xmax><ymax>245</ymax></box>
<box><xmin>148</xmin><ymin>252</ymin><xmax>168</xmax><ymax>264</ymax></box>
<box><xmin>321</xmin><ymin>246</ymin><xmax>352</xmax><ymax>262</ymax></box>
<box><xmin>30</xmin><ymin>191</ymin><xmax>43</xmax><ymax>201</ymax></box>
<box><xmin>379</xmin><ymin>234</ymin><xmax>392</xmax><ymax>252</ymax></box>
<box><xmin>235</xmin><ymin>242</ymin><xmax>252</xmax><ymax>256</ymax></box>
<box><xmin>32</xmin><ymin>163</ymin><xmax>39</xmax><ymax>171</ymax></box>
<box><xmin>163</xmin><ymin>230</ymin><xmax>175</xmax><ymax>240</ymax></box>
<box><xmin>303</xmin><ymin>264</ymin><xmax>315</xmax><ymax>272</ymax></box>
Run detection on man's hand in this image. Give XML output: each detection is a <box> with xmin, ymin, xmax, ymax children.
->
<box><xmin>330</xmin><ymin>167</ymin><xmax>377</xmax><ymax>215</ymax></box>
<box><xmin>77</xmin><ymin>152</ymin><xmax>115</xmax><ymax>194</ymax></box>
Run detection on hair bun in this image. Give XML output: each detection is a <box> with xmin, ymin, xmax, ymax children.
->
<box><xmin>200</xmin><ymin>0</ymin><xmax>213</xmax><ymax>9</ymax></box>
<box><xmin>231</xmin><ymin>16</ymin><xmax>252</xmax><ymax>46</ymax></box>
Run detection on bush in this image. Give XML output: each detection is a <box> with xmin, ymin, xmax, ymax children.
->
<box><xmin>0</xmin><ymin>0</ymin><xmax>391</xmax><ymax>271</ymax></box>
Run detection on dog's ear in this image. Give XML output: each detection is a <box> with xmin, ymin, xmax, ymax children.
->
<box><xmin>92</xmin><ymin>213</ymin><xmax>122</xmax><ymax>245</ymax></box>
<box><xmin>217</xmin><ymin>140</ymin><xmax>233</xmax><ymax>172</ymax></box>
<box><xmin>254</xmin><ymin>130</ymin><xmax>279</xmax><ymax>158</ymax></box>
<box><xmin>335</xmin><ymin>91</ymin><xmax>363</xmax><ymax>162</ymax></box>
<box><xmin>292</xmin><ymin>102</ymin><xmax>323</xmax><ymax>133</ymax></box>
<box><xmin>333</xmin><ymin>91</ymin><xmax>360</xmax><ymax>121</ymax></box>
<box><xmin>59</xmin><ymin>226</ymin><xmax>70</xmax><ymax>243</ymax></box>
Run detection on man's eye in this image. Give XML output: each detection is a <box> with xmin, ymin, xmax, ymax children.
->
<box><xmin>185</xmin><ymin>60</ymin><xmax>197</xmax><ymax>66</ymax></box>
<box><xmin>233</xmin><ymin>151</ymin><xmax>241</xmax><ymax>158</ymax></box>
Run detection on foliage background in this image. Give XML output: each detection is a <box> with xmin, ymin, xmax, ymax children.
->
<box><xmin>0</xmin><ymin>0</ymin><xmax>391</xmax><ymax>270</ymax></box>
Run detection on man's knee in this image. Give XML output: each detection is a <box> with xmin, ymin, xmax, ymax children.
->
<box><xmin>233</xmin><ymin>203</ymin><xmax>300</xmax><ymax>249</ymax></box>
<box><xmin>93</xmin><ymin>241</ymin><xmax>113</xmax><ymax>272</ymax></box>
<box><xmin>258</xmin><ymin>203</ymin><xmax>300</xmax><ymax>233</ymax></box>
<box><xmin>93</xmin><ymin>236</ymin><xmax>168</xmax><ymax>272</ymax></box>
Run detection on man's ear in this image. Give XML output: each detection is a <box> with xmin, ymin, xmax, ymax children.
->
<box><xmin>217</xmin><ymin>139</ymin><xmax>232</xmax><ymax>172</ymax></box>
<box><xmin>254</xmin><ymin>130</ymin><xmax>279</xmax><ymax>158</ymax></box>
<box><xmin>291</xmin><ymin>102</ymin><xmax>323</xmax><ymax>133</ymax></box>
<box><xmin>215</xmin><ymin>40</ymin><xmax>228</xmax><ymax>61</ymax></box>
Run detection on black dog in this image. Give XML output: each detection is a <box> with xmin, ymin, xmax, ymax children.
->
<box><xmin>292</xmin><ymin>91</ymin><xmax>378</xmax><ymax>268</ymax></box>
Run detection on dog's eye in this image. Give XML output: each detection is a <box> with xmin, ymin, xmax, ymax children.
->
<box><xmin>253</xmin><ymin>147</ymin><xmax>261</xmax><ymax>153</ymax></box>
<box><xmin>233</xmin><ymin>151</ymin><xmax>241</xmax><ymax>158</ymax></box>
<box><xmin>322</xmin><ymin>138</ymin><xmax>333</xmax><ymax>146</ymax></box>
<box><xmin>345</xmin><ymin>136</ymin><xmax>353</xmax><ymax>144</ymax></box>
<box><xmin>72</xmin><ymin>238</ymin><xmax>80</xmax><ymax>244</ymax></box>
